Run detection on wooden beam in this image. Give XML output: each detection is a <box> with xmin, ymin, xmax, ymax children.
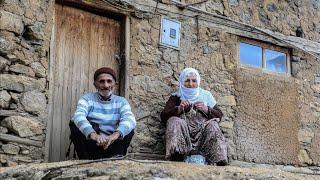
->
<box><xmin>44</xmin><ymin>11</ymin><xmax>56</xmax><ymax>162</ymax></box>
<box><xmin>55</xmin><ymin>0</ymin><xmax>127</xmax><ymax>21</ymax></box>
<box><xmin>124</xmin><ymin>16</ymin><xmax>130</xmax><ymax>99</ymax></box>
<box><xmin>0</xmin><ymin>133</ymin><xmax>42</xmax><ymax>147</ymax></box>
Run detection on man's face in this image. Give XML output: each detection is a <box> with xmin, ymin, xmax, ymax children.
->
<box><xmin>94</xmin><ymin>73</ymin><xmax>115</xmax><ymax>98</ymax></box>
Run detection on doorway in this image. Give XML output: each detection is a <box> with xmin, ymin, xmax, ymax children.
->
<box><xmin>46</xmin><ymin>3</ymin><xmax>127</xmax><ymax>161</ymax></box>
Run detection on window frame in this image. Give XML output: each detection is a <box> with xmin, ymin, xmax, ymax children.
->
<box><xmin>239</xmin><ymin>38</ymin><xmax>291</xmax><ymax>75</ymax></box>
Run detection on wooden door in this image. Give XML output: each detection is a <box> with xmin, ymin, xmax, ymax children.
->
<box><xmin>48</xmin><ymin>4</ymin><xmax>121</xmax><ymax>161</ymax></box>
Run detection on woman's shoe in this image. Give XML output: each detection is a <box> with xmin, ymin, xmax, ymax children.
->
<box><xmin>216</xmin><ymin>160</ymin><xmax>228</xmax><ymax>166</ymax></box>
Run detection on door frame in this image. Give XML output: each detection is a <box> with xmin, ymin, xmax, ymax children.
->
<box><xmin>44</xmin><ymin>0</ymin><xmax>131</xmax><ymax>162</ymax></box>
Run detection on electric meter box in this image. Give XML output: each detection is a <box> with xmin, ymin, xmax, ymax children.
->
<box><xmin>160</xmin><ymin>17</ymin><xmax>181</xmax><ymax>50</ymax></box>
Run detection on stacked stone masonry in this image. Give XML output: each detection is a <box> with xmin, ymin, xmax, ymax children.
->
<box><xmin>0</xmin><ymin>0</ymin><xmax>319</xmax><ymax>167</ymax></box>
<box><xmin>0</xmin><ymin>0</ymin><xmax>52</xmax><ymax>167</ymax></box>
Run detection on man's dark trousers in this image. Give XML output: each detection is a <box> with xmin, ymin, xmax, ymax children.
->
<box><xmin>69</xmin><ymin>121</ymin><xmax>134</xmax><ymax>160</ymax></box>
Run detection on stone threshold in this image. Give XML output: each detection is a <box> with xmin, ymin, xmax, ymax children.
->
<box><xmin>0</xmin><ymin>158</ymin><xmax>319</xmax><ymax>179</ymax></box>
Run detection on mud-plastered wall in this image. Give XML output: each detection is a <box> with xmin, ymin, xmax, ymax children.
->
<box><xmin>234</xmin><ymin>68</ymin><xmax>300</xmax><ymax>164</ymax></box>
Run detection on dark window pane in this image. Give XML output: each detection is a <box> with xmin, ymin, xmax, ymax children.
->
<box><xmin>265</xmin><ymin>49</ymin><xmax>287</xmax><ymax>73</ymax></box>
<box><xmin>240</xmin><ymin>42</ymin><xmax>262</xmax><ymax>68</ymax></box>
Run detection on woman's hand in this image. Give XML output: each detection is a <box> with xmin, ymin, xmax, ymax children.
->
<box><xmin>194</xmin><ymin>101</ymin><xmax>208</xmax><ymax>114</ymax></box>
<box><xmin>179</xmin><ymin>100</ymin><xmax>191</xmax><ymax>110</ymax></box>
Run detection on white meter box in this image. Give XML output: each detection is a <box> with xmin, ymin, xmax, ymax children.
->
<box><xmin>160</xmin><ymin>17</ymin><xmax>181</xmax><ymax>50</ymax></box>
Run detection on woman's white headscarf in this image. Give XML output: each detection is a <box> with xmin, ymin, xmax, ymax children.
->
<box><xmin>176</xmin><ymin>68</ymin><xmax>201</xmax><ymax>103</ymax></box>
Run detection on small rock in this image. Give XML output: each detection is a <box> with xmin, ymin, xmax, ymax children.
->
<box><xmin>9</xmin><ymin>92</ymin><xmax>19</xmax><ymax>103</ymax></box>
<box><xmin>23</xmin><ymin>22</ymin><xmax>44</xmax><ymax>41</ymax></box>
<box><xmin>291</xmin><ymin>56</ymin><xmax>300</xmax><ymax>62</ymax></box>
<box><xmin>229</xmin><ymin>0</ymin><xmax>239</xmax><ymax>6</ymax></box>
<box><xmin>0</xmin><ymin>36</ymin><xmax>15</xmax><ymax>55</ymax></box>
<box><xmin>40</xmin><ymin>58</ymin><xmax>48</xmax><ymax>69</ymax></box>
<box><xmin>282</xmin><ymin>165</ymin><xmax>298</xmax><ymax>172</ymax></box>
<box><xmin>6</xmin><ymin>160</ymin><xmax>18</xmax><ymax>167</ymax></box>
<box><xmin>220</xmin><ymin>79</ymin><xmax>233</xmax><ymax>84</ymax></box>
<box><xmin>6</xmin><ymin>54</ymin><xmax>16</xmax><ymax>61</ymax></box>
<box><xmin>267</xmin><ymin>3</ymin><xmax>278</xmax><ymax>12</ymax></box>
<box><xmin>12</xmin><ymin>156</ymin><xmax>32</xmax><ymax>163</ymax></box>
<box><xmin>220</xmin><ymin>121</ymin><xmax>234</xmax><ymax>130</ymax></box>
<box><xmin>217</xmin><ymin>96</ymin><xmax>236</xmax><ymax>106</ymax></box>
<box><xmin>291</xmin><ymin>62</ymin><xmax>300</xmax><ymax>77</ymax></box>
<box><xmin>298</xmin><ymin>149</ymin><xmax>312</xmax><ymax>165</ymax></box>
<box><xmin>203</xmin><ymin>46</ymin><xmax>212</xmax><ymax>54</ymax></box>
<box><xmin>0</xmin><ymin>90</ymin><xmax>11</xmax><ymax>108</ymax></box>
<box><xmin>9</xmin><ymin>103</ymin><xmax>17</xmax><ymax>109</ymax></box>
<box><xmin>0</xmin><ymin>74</ymin><xmax>45</xmax><ymax>92</ymax></box>
<box><xmin>315</xmin><ymin>76</ymin><xmax>320</xmax><ymax>84</ymax></box>
<box><xmin>0</xmin><ymin>126</ymin><xmax>8</xmax><ymax>133</ymax></box>
<box><xmin>1</xmin><ymin>0</ymin><xmax>24</xmax><ymax>16</ymax></box>
<box><xmin>1</xmin><ymin>116</ymin><xmax>43</xmax><ymax>137</ymax></box>
<box><xmin>0</xmin><ymin>56</ymin><xmax>9</xmax><ymax>71</ymax></box>
<box><xmin>2</xmin><ymin>144</ymin><xmax>20</xmax><ymax>155</ymax></box>
<box><xmin>298</xmin><ymin>167</ymin><xmax>314</xmax><ymax>174</ymax></box>
<box><xmin>30</xmin><ymin>62</ymin><xmax>46</xmax><ymax>78</ymax></box>
<box><xmin>0</xmin><ymin>154</ymin><xmax>7</xmax><ymax>164</ymax></box>
<box><xmin>20</xmin><ymin>90</ymin><xmax>46</xmax><ymax>114</ymax></box>
<box><xmin>20</xmin><ymin>149</ymin><xmax>30</xmax><ymax>155</ymax></box>
<box><xmin>29</xmin><ymin>135</ymin><xmax>43</xmax><ymax>141</ymax></box>
<box><xmin>298</xmin><ymin>129</ymin><xmax>314</xmax><ymax>144</ymax></box>
<box><xmin>18</xmin><ymin>49</ymin><xmax>35</xmax><ymax>65</ymax></box>
<box><xmin>311</xmin><ymin>84</ymin><xmax>320</xmax><ymax>93</ymax></box>
<box><xmin>9</xmin><ymin>63</ymin><xmax>35</xmax><ymax>77</ymax></box>
<box><xmin>0</xmin><ymin>10</ymin><xmax>24</xmax><ymax>35</ymax></box>
<box><xmin>313</xmin><ymin>0</ymin><xmax>320</xmax><ymax>9</ymax></box>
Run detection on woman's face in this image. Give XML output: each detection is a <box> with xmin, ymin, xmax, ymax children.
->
<box><xmin>184</xmin><ymin>75</ymin><xmax>198</xmax><ymax>88</ymax></box>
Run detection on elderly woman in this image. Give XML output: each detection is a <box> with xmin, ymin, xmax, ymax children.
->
<box><xmin>160</xmin><ymin>68</ymin><xmax>227</xmax><ymax>165</ymax></box>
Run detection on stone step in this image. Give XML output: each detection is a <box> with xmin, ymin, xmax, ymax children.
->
<box><xmin>0</xmin><ymin>159</ymin><xmax>319</xmax><ymax>179</ymax></box>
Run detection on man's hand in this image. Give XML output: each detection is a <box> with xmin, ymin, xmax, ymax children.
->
<box><xmin>194</xmin><ymin>101</ymin><xmax>208</xmax><ymax>114</ymax></box>
<box><xmin>96</xmin><ymin>133</ymin><xmax>109</xmax><ymax>146</ymax></box>
<box><xmin>90</xmin><ymin>132</ymin><xmax>109</xmax><ymax>146</ymax></box>
<box><xmin>179</xmin><ymin>100</ymin><xmax>191</xmax><ymax>111</ymax></box>
<box><xmin>89</xmin><ymin>132</ymin><xmax>98</xmax><ymax>141</ymax></box>
<box><xmin>102</xmin><ymin>131</ymin><xmax>121</xmax><ymax>150</ymax></box>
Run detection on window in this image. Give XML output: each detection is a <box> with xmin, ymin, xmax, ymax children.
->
<box><xmin>265</xmin><ymin>50</ymin><xmax>286</xmax><ymax>73</ymax></box>
<box><xmin>239</xmin><ymin>40</ymin><xmax>290</xmax><ymax>74</ymax></box>
<box><xmin>240</xmin><ymin>43</ymin><xmax>262</xmax><ymax>68</ymax></box>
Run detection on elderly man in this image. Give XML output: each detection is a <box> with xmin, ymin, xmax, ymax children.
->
<box><xmin>70</xmin><ymin>67</ymin><xmax>136</xmax><ymax>159</ymax></box>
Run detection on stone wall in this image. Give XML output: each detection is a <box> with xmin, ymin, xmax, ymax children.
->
<box><xmin>127</xmin><ymin>0</ymin><xmax>320</xmax><ymax>166</ymax></box>
<box><xmin>185</xmin><ymin>0</ymin><xmax>320</xmax><ymax>41</ymax></box>
<box><xmin>0</xmin><ymin>0</ymin><xmax>319</xmax><ymax>167</ymax></box>
<box><xmin>129</xmin><ymin>17</ymin><xmax>238</xmax><ymax>158</ymax></box>
<box><xmin>0</xmin><ymin>0</ymin><xmax>53</xmax><ymax>166</ymax></box>
<box><xmin>292</xmin><ymin>50</ymin><xmax>320</xmax><ymax>166</ymax></box>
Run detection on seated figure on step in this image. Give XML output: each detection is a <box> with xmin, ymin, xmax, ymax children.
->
<box><xmin>70</xmin><ymin>67</ymin><xmax>136</xmax><ymax>159</ymax></box>
<box><xmin>160</xmin><ymin>68</ymin><xmax>228</xmax><ymax>166</ymax></box>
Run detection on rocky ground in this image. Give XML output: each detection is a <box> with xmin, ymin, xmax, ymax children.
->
<box><xmin>0</xmin><ymin>158</ymin><xmax>319</xmax><ymax>179</ymax></box>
